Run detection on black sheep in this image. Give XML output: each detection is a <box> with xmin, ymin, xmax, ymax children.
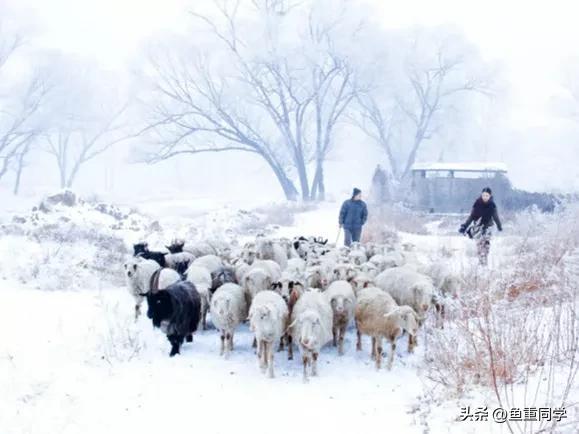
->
<box><xmin>166</xmin><ymin>240</ymin><xmax>185</xmax><ymax>254</ymax></box>
<box><xmin>133</xmin><ymin>242</ymin><xmax>167</xmax><ymax>268</ymax></box>
<box><xmin>146</xmin><ymin>281</ymin><xmax>201</xmax><ymax>357</ymax></box>
<box><xmin>210</xmin><ymin>266</ymin><xmax>237</xmax><ymax>294</ymax></box>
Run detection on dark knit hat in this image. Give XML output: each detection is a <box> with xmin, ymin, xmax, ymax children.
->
<box><xmin>482</xmin><ymin>187</ymin><xmax>492</xmax><ymax>194</ymax></box>
<box><xmin>352</xmin><ymin>187</ymin><xmax>362</xmax><ymax>197</ymax></box>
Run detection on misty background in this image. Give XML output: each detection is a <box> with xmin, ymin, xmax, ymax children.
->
<box><xmin>1</xmin><ymin>0</ymin><xmax>578</xmax><ymax>207</ymax></box>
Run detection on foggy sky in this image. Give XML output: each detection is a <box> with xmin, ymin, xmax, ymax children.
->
<box><xmin>2</xmin><ymin>0</ymin><xmax>578</xmax><ymax>202</ymax></box>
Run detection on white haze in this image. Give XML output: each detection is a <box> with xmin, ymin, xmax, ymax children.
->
<box><xmin>1</xmin><ymin>0</ymin><xmax>578</xmax><ymax>204</ymax></box>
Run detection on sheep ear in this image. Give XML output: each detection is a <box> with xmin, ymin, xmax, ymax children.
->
<box><xmin>288</xmin><ymin>281</ymin><xmax>295</xmax><ymax>290</ymax></box>
<box><xmin>289</xmin><ymin>288</ymin><xmax>300</xmax><ymax>308</ymax></box>
<box><xmin>384</xmin><ymin>307</ymin><xmax>400</xmax><ymax>319</ymax></box>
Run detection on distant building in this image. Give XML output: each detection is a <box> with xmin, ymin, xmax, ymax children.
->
<box><xmin>408</xmin><ymin>162</ymin><xmax>557</xmax><ymax>213</ymax></box>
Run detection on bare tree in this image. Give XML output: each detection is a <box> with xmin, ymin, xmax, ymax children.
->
<box><xmin>45</xmin><ymin>106</ymin><xmax>130</xmax><ymax>189</ymax></box>
<box><xmin>140</xmin><ymin>0</ymin><xmax>359</xmax><ymax>201</ymax></box>
<box><xmin>356</xmin><ymin>29</ymin><xmax>493</xmax><ymax>182</ymax></box>
<box><xmin>0</xmin><ymin>31</ymin><xmax>49</xmax><ymax>186</ymax></box>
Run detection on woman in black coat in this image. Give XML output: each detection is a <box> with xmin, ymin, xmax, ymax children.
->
<box><xmin>459</xmin><ymin>187</ymin><xmax>503</xmax><ymax>266</ymax></box>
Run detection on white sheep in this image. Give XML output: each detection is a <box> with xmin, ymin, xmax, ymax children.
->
<box><xmin>365</xmin><ymin>243</ymin><xmax>385</xmax><ymax>260</ymax></box>
<box><xmin>273</xmin><ymin>271</ymin><xmax>306</xmax><ymax>305</ymax></box>
<box><xmin>232</xmin><ymin>259</ymin><xmax>251</xmax><ymax>283</ymax></box>
<box><xmin>210</xmin><ymin>283</ymin><xmax>249</xmax><ymax>358</ymax></box>
<box><xmin>419</xmin><ymin>262</ymin><xmax>462</xmax><ymax>328</ymax></box>
<box><xmin>248</xmin><ymin>259</ymin><xmax>282</xmax><ymax>282</ymax></box>
<box><xmin>305</xmin><ymin>265</ymin><xmax>325</xmax><ymax>289</ymax></box>
<box><xmin>355</xmin><ymin>287</ymin><xmax>419</xmax><ymax>369</ymax></box>
<box><xmin>374</xmin><ymin>266</ymin><xmax>436</xmax><ymax>335</ymax></box>
<box><xmin>286</xmin><ymin>257</ymin><xmax>306</xmax><ymax>275</ymax></box>
<box><xmin>289</xmin><ymin>290</ymin><xmax>333</xmax><ymax>382</ymax></box>
<box><xmin>323</xmin><ymin>281</ymin><xmax>356</xmax><ymax>355</ymax></box>
<box><xmin>381</xmin><ymin>250</ymin><xmax>406</xmax><ymax>268</ymax></box>
<box><xmin>243</xmin><ymin>268</ymin><xmax>273</xmax><ymax>307</ymax></box>
<box><xmin>192</xmin><ymin>254</ymin><xmax>223</xmax><ymax>275</ymax></box>
<box><xmin>255</xmin><ymin>237</ymin><xmax>288</xmax><ymax>270</ymax></box>
<box><xmin>249</xmin><ymin>290</ymin><xmax>289</xmax><ymax>378</ymax></box>
<box><xmin>183</xmin><ymin>241</ymin><xmax>219</xmax><ymax>257</ymax></box>
<box><xmin>240</xmin><ymin>242</ymin><xmax>257</xmax><ymax>265</ymax></box>
<box><xmin>369</xmin><ymin>254</ymin><xmax>389</xmax><ymax>272</ymax></box>
<box><xmin>350</xmin><ymin>272</ymin><xmax>374</xmax><ymax>296</ymax></box>
<box><xmin>164</xmin><ymin>251</ymin><xmax>196</xmax><ymax>274</ymax></box>
<box><xmin>185</xmin><ymin>264</ymin><xmax>212</xmax><ymax>330</ymax></box>
<box><xmin>123</xmin><ymin>257</ymin><xmax>180</xmax><ymax>320</ymax></box>
<box><xmin>348</xmin><ymin>250</ymin><xmax>367</xmax><ymax>266</ymax></box>
<box><xmin>330</xmin><ymin>263</ymin><xmax>358</xmax><ymax>284</ymax></box>
<box><xmin>359</xmin><ymin>261</ymin><xmax>379</xmax><ymax>279</ymax></box>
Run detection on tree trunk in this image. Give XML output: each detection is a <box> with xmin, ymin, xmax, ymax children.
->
<box><xmin>310</xmin><ymin>161</ymin><xmax>326</xmax><ymax>201</ymax></box>
<box><xmin>60</xmin><ymin>171</ymin><xmax>67</xmax><ymax>189</ymax></box>
<box><xmin>295</xmin><ymin>157</ymin><xmax>310</xmax><ymax>201</ymax></box>
<box><xmin>261</xmin><ymin>152</ymin><xmax>299</xmax><ymax>201</ymax></box>
<box><xmin>13</xmin><ymin>157</ymin><xmax>24</xmax><ymax>195</ymax></box>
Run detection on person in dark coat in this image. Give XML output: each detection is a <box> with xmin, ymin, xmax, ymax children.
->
<box><xmin>339</xmin><ymin>188</ymin><xmax>368</xmax><ymax>247</ymax></box>
<box><xmin>459</xmin><ymin>187</ymin><xmax>503</xmax><ymax>265</ymax></box>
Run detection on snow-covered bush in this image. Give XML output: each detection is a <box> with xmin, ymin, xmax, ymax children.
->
<box><xmin>96</xmin><ymin>299</ymin><xmax>147</xmax><ymax>364</ymax></box>
<box><xmin>426</xmin><ymin>205</ymin><xmax>579</xmax><ymax>433</ymax></box>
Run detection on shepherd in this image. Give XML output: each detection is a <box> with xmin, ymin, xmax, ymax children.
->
<box><xmin>459</xmin><ymin>187</ymin><xmax>503</xmax><ymax>266</ymax></box>
<box><xmin>339</xmin><ymin>188</ymin><xmax>368</xmax><ymax>247</ymax></box>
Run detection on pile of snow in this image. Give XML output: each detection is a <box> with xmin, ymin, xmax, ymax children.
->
<box><xmin>0</xmin><ymin>191</ymin><xmax>155</xmax><ymax>290</ymax></box>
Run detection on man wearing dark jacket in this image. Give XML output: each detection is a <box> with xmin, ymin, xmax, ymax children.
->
<box><xmin>459</xmin><ymin>187</ymin><xmax>503</xmax><ymax>265</ymax></box>
<box><xmin>339</xmin><ymin>188</ymin><xmax>368</xmax><ymax>246</ymax></box>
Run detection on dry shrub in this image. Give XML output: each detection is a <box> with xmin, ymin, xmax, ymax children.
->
<box><xmin>96</xmin><ymin>299</ymin><xmax>145</xmax><ymax>364</ymax></box>
<box><xmin>427</xmin><ymin>204</ymin><xmax>579</xmax><ymax>433</ymax></box>
<box><xmin>239</xmin><ymin>202</ymin><xmax>316</xmax><ymax>233</ymax></box>
<box><xmin>361</xmin><ymin>216</ymin><xmax>399</xmax><ymax>245</ymax></box>
<box><xmin>362</xmin><ymin>203</ymin><xmax>432</xmax><ymax>244</ymax></box>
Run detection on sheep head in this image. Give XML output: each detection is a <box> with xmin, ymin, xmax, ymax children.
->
<box><xmin>384</xmin><ymin>306</ymin><xmax>419</xmax><ymax>337</ymax></box>
<box><xmin>211</xmin><ymin>295</ymin><xmax>231</xmax><ymax>318</ymax></box>
<box><xmin>146</xmin><ymin>291</ymin><xmax>173</xmax><ymax>328</ymax></box>
<box><xmin>294</xmin><ymin>310</ymin><xmax>324</xmax><ymax>351</ymax></box>
<box><xmin>123</xmin><ymin>259</ymin><xmax>139</xmax><ymax>279</ymax></box>
<box><xmin>330</xmin><ymin>295</ymin><xmax>352</xmax><ymax>315</ymax></box>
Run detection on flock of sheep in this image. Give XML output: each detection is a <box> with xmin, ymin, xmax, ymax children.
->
<box><xmin>123</xmin><ymin>235</ymin><xmax>460</xmax><ymax>381</ymax></box>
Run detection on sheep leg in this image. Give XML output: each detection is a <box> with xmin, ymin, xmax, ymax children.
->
<box><xmin>312</xmin><ymin>352</ymin><xmax>318</xmax><ymax>377</ymax></box>
<box><xmin>387</xmin><ymin>340</ymin><xmax>396</xmax><ymax>370</ymax></box>
<box><xmin>288</xmin><ymin>335</ymin><xmax>294</xmax><ymax>360</ymax></box>
<box><xmin>168</xmin><ymin>335</ymin><xmax>181</xmax><ymax>357</ymax></box>
<box><xmin>267</xmin><ymin>342</ymin><xmax>275</xmax><ymax>379</ymax></box>
<box><xmin>258</xmin><ymin>340</ymin><xmax>267</xmax><ymax>372</ymax></box>
<box><xmin>202</xmin><ymin>307</ymin><xmax>207</xmax><ymax>331</ymax></box>
<box><xmin>252</xmin><ymin>337</ymin><xmax>257</xmax><ymax>349</ymax></box>
<box><xmin>278</xmin><ymin>335</ymin><xmax>285</xmax><ymax>352</ymax></box>
<box><xmin>332</xmin><ymin>327</ymin><xmax>337</xmax><ymax>347</ymax></box>
<box><xmin>186</xmin><ymin>334</ymin><xmax>193</xmax><ymax>343</ymax></box>
<box><xmin>408</xmin><ymin>334</ymin><xmax>415</xmax><ymax>353</ymax></box>
<box><xmin>220</xmin><ymin>333</ymin><xmax>225</xmax><ymax>356</ymax></box>
<box><xmin>134</xmin><ymin>303</ymin><xmax>141</xmax><ymax>321</ymax></box>
<box><xmin>375</xmin><ymin>337</ymin><xmax>383</xmax><ymax>370</ymax></box>
<box><xmin>338</xmin><ymin>325</ymin><xmax>346</xmax><ymax>356</ymax></box>
<box><xmin>356</xmin><ymin>328</ymin><xmax>362</xmax><ymax>351</ymax></box>
<box><xmin>302</xmin><ymin>354</ymin><xmax>309</xmax><ymax>383</ymax></box>
<box><xmin>371</xmin><ymin>337</ymin><xmax>377</xmax><ymax>360</ymax></box>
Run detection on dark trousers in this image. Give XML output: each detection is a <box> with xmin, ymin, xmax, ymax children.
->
<box><xmin>344</xmin><ymin>226</ymin><xmax>362</xmax><ymax>246</ymax></box>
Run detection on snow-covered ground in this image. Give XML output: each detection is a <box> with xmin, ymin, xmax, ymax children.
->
<box><xmin>0</xmin><ymin>196</ymin><xmax>576</xmax><ymax>434</ymax></box>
